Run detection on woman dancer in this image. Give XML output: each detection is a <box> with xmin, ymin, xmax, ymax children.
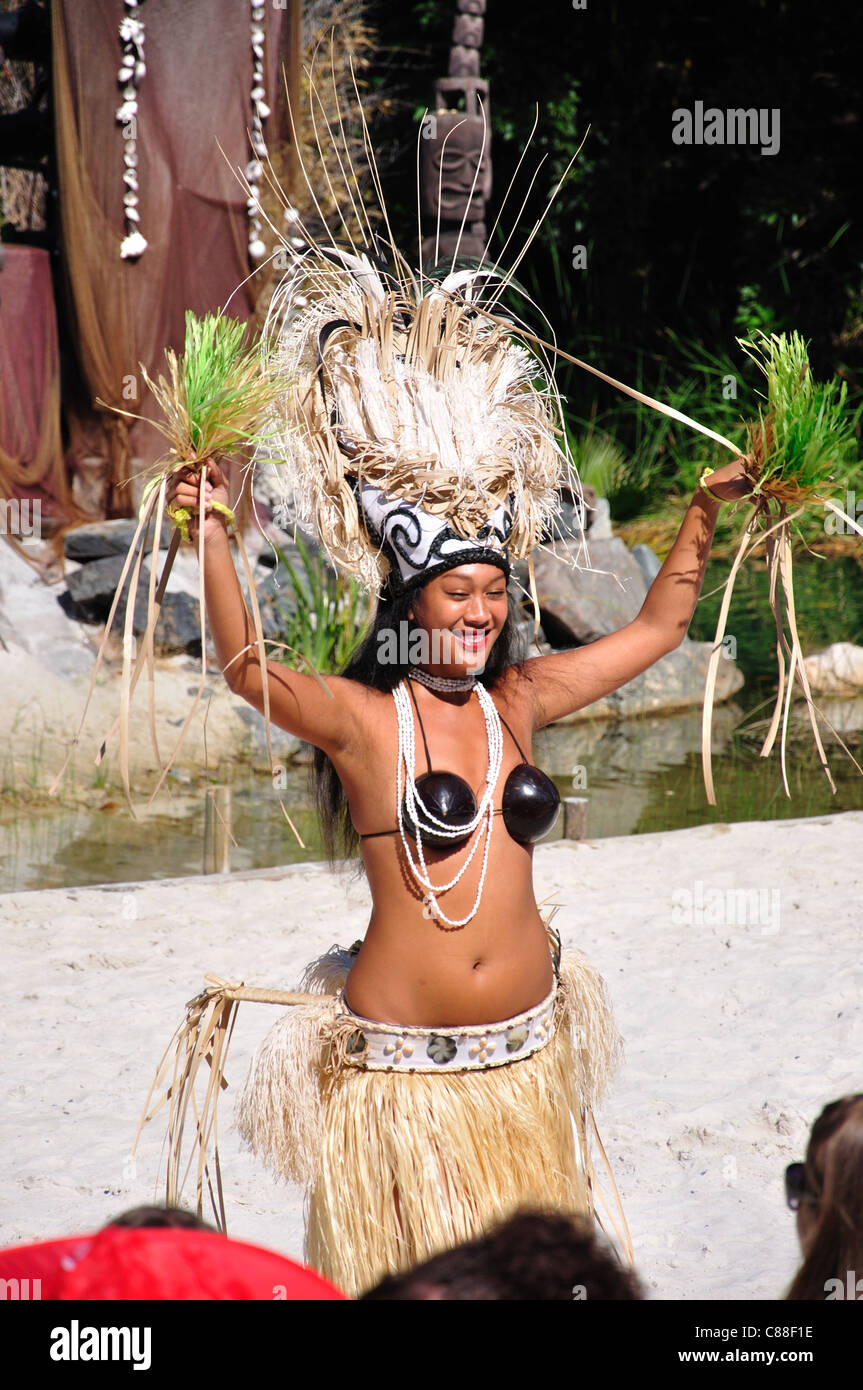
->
<box><xmin>167</xmin><ymin>426</ymin><xmax>750</xmax><ymax>1294</ymax></box>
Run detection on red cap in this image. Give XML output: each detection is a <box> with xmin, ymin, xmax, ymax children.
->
<box><xmin>0</xmin><ymin>1228</ymin><xmax>345</xmax><ymax>1301</ymax></box>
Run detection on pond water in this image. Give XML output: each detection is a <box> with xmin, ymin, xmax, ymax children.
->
<box><xmin>1</xmin><ymin>555</ymin><xmax>861</xmax><ymax>895</ymax></box>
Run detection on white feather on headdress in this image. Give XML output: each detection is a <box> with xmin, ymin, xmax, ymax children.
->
<box><xmin>261</xmin><ymin>252</ymin><xmax>572</xmax><ymax>591</ymax></box>
<box><xmin>251</xmin><ymin>52</ymin><xmax>585</xmax><ymax>594</ymax></box>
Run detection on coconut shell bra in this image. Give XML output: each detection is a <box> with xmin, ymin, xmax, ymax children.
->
<box><xmin>360</xmin><ymin>681</ymin><xmax>561</xmax><ymax>848</ymax></box>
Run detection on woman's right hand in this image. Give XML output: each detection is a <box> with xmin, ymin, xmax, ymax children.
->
<box><xmin>165</xmin><ymin>458</ymin><xmax>231</xmax><ymax>543</ymax></box>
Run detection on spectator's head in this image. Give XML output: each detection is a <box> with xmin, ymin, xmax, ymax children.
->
<box><xmin>360</xmin><ymin>1209</ymin><xmax>642</xmax><ymax>1300</ymax></box>
<box><xmin>105</xmin><ymin>1204</ymin><xmax>216</xmax><ymax>1231</ymax></box>
<box><xmin>786</xmin><ymin>1093</ymin><xmax>863</xmax><ymax>1300</ymax></box>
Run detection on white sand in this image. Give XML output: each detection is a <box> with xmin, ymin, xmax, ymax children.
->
<box><xmin>2</xmin><ymin>810</ymin><xmax>861</xmax><ymax>1299</ymax></box>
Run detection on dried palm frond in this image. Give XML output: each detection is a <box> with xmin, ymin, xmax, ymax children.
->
<box><xmin>129</xmin><ymin>974</ymin><xmax>321</xmax><ymax>1230</ymax></box>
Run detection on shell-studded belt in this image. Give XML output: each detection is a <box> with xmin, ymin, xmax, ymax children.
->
<box><xmin>335</xmin><ymin>980</ymin><xmax>560</xmax><ymax>1074</ymax></box>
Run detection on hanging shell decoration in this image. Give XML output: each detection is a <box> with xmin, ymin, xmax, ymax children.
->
<box><xmin>247</xmin><ymin>0</ymin><xmax>270</xmax><ymax>261</ymax></box>
<box><xmin>117</xmin><ymin>0</ymin><xmax>147</xmax><ymax>260</ymax></box>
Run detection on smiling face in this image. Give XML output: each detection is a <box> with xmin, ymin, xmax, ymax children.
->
<box><xmin>408</xmin><ymin>564</ymin><xmax>509</xmax><ymax>675</ymax></box>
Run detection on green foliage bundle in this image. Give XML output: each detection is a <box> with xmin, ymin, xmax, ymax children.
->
<box><xmin>740</xmin><ymin>331</ymin><xmax>861</xmax><ymax>504</ymax></box>
<box><xmin>137</xmin><ymin>311</ymin><xmax>285</xmax><ymax>538</ymax></box>
<box><xmin>59</xmin><ymin>312</ymin><xmax>295</xmax><ymax>821</ymax></box>
<box><xmin>699</xmin><ymin>332</ymin><xmax>863</xmax><ymax>807</ymax></box>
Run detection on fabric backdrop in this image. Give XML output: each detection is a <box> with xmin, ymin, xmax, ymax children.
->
<box><xmin>0</xmin><ymin>245</ymin><xmax>75</xmax><ymax>535</ymax></box>
<box><xmin>52</xmin><ymin>0</ymin><xmax>299</xmax><ymax>517</ymax></box>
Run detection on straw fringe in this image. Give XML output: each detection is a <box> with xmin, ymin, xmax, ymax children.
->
<box><xmin>308</xmin><ymin>1021</ymin><xmax>592</xmax><ymax>1295</ymax></box>
<box><xmin>131</xmin><ymin>975</ymin><xmax>320</xmax><ymax>1230</ymax></box>
<box><xmin>558</xmin><ymin>947</ymin><xmax>623</xmax><ymax>1111</ymax></box>
<box><xmin>299</xmin><ymin>942</ymin><xmax>361</xmax><ymax>995</ymax></box>
<box><xmin>235</xmin><ymin>947</ymin><xmax>623</xmax><ymax>1296</ymax></box>
<box><xmin>233</xmin><ymin>994</ymin><xmax>340</xmax><ymax>1189</ymax></box>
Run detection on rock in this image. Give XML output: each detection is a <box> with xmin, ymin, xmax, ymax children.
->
<box><xmin>64</xmin><ymin>517</ymin><xmax>174</xmax><ymax>561</ymax></box>
<box><xmin>553</xmin><ymin>636</ymin><xmax>744</xmax><ymax>721</ymax></box>
<box><xmin>0</xmin><ymin>527</ymin><xmax>316</xmax><ymax>793</ymax></box>
<box><xmin>143</xmin><ymin>592</ymin><xmax>204</xmax><ymax>655</ymax></box>
<box><xmin>812</xmin><ymin>696</ymin><xmax>863</xmax><ymax>735</ymax></box>
<box><xmin>232</xmin><ymin>703</ymin><xmax>303</xmax><ymax>766</ymax></box>
<box><xmin>631</xmin><ymin>543</ymin><xmax>663</xmax><ymax>589</ymax></box>
<box><xmin>243</xmin><ymin>538</ymin><xmax>333</xmax><ymax>643</ymax></box>
<box><xmin>539</xmin><ymin>485</ymin><xmax>598</xmax><ymax>542</ymax></box>
<box><xmin>64</xmin><ymin>554</ymin><xmax>149</xmax><ymax>625</ymax></box>
<box><xmin>529</xmin><ymin>537</ymin><xmax>743</xmax><ymax>718</ymax></box>
<box><xmin>247</xmin><ymin>562</ymin><xmax>300</xmax><ymax>642</ymax></box>
<box><xmin>580</xmin><ymin>484</ymin><xmax>598</xmax><ymax>515</ymax></box>
<box><xmin>63</xmin><ymin>554</ymin><xmax>202</xmax><ymax>655</ymax></box>
<box><xmin>803</xmin><ymin>642</ymin><xmax>863</xmax><ymax>694</ymax></box>
<box><xmin>0</xmin><ymin>537</ymin><xmax>93</xmax><ymax>677</ymax></box>
<box><xmin>547</xmin><ymin>500</ymin><xmax>585</xmax><ymax>540</ymax></box>
<box><xmin>533</xmin><ymin>537</ymin><xmax>647</xmax><ymax>645</ymax></box>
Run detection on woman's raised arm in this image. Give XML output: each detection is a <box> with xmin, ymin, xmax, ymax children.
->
<box><xmin>168</xmin><ymin>460</ymin><xmax>361</xmax><ymax>756</ymax></box>
<box><xmin>529</xmin><ymin>455</ymin><xmax>753</xmax><ymax>728</ymax></box>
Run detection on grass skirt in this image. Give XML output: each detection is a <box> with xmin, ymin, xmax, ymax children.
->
<box><xmin>236</xmin><ymin>945</ymin><xmax>622</xmax><ymax>1297</ymax></box>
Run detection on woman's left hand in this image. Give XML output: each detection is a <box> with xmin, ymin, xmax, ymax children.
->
<box><xmin>700</xmin><ymin>455</ymin><xmax>756</xmax><ymax>503</ymax></box>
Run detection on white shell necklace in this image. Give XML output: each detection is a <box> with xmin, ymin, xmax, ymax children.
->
<box><xmin>393</xmin><ymin>678</ymin><xmax>502</xmax><ymax>930</ymax></box>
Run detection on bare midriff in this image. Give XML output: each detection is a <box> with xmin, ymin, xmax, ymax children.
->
<box><xmin>342</xmin><ymin>832</ymin><xmax>555</xmax><ymax>1026</ymax></box>
<box><xmin>333</xmin><ymin>675</ymin><xmax>557</xmax><ymax>1027</ymax></box>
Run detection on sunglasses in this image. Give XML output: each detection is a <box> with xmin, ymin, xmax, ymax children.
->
<box><xmin>785</xmin><ymin>1162</ymin><xmax>819</xmax><ymax>1211</ymax></box>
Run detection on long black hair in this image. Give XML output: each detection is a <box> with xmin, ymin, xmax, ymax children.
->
<box><xmin>311</xmin><ymin>583</ymin><xmax>525</xmax><ymax>860</ymax></box>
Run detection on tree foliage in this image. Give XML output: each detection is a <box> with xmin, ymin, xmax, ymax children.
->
<box><xmin>365</xmin><ymin>0</ymin><xmax>863</xmax><ymax>431</ymax></box>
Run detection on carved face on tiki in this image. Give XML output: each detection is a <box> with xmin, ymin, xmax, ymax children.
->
<box><xmin>421</xmin><ymin>113</ymin><xmax>492</xmax><ymax>224</ymax></box>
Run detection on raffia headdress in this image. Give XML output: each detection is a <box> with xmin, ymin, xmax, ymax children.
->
<box><xmin>262</xmin><ymin>249</ymin><xmax>575</xmax><ymax>593</ymax></box>
<box><xmin>255</xmin><ymin>63</ymin><xmax>584</xmax><ymax>597</ymax></box>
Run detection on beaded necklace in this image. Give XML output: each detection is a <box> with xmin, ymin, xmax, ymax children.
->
<box><xmin>407</xmin><ymin>665</ymin><xmax>476</xmax><ymax>695</ymax></box>
<box><xmin>393</xmin><ymin>678</ymin><xmax>502</xmax><ymax>929</ymax></box>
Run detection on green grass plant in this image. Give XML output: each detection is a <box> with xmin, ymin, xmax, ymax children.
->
<box><xmin>55</xmin><ymin>312</ymin><xmax>296</xmax><ymax>825</ymax></box>
<box><xmin>694</xmin><ymin>332</ymin><xmax>863</xmax><ymax>805</ymax></box>
<box><xmin>270</xmin><ymin>536</ymin><xmax>372</xmax><ymax>676</ymax></box>
<box><xmin>136</xmin><ymin>311</ymin><xmax>286</xmax><ymax>537</ymax></box>
<box><xmin>740</xmin><ymin>330</ymin><xmax>862</xmax><ymax>505</ymax></box>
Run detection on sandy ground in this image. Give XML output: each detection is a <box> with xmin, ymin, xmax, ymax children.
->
<box><xmin>1</xmin><ymin>810</ymin><xmax>861</xmax><ymax>1300</ymax></box>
